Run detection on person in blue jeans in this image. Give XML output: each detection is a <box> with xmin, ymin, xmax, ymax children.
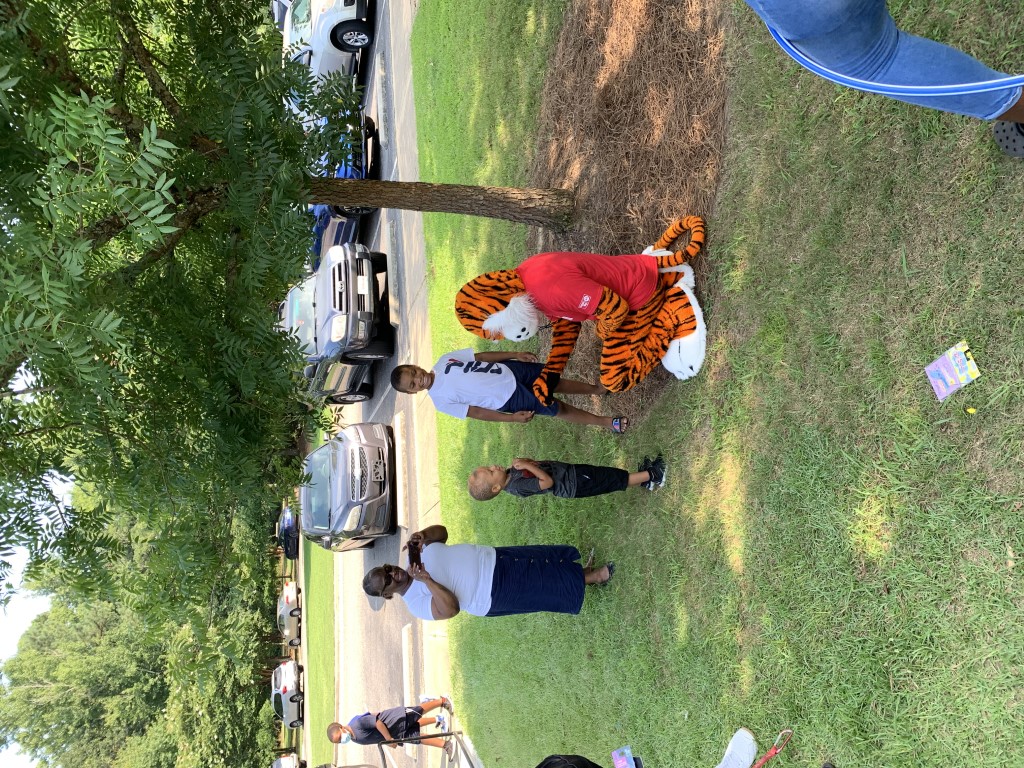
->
<box><xmin>744</xmin><ymin>0</ymin><xmax>1024</xmax><ymax>151</ymax></box>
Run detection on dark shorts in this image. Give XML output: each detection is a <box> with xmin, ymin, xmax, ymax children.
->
<box><xmin>485</xmin><ymin>545</ymin><xmax>585</xmax><ymax>617</ymax></box>
<box><xmin>572</xmin><ymin>465</ymin><xmax>630</xmax><ymax>498</ymax></box>
<box><xmin>497</xmin><ymin>361</ymin><xmax>561</xmax><ymax>417</ymax></box>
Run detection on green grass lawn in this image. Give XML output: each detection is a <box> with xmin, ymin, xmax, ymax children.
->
<box><xmin>301</xmin><ymin>538</ymin><xmax>336</xmax><ymax>766</ymax></box>
<box><xmin>411</xmin><ymin>1</ymin><xmax>1024</xmax><ymax>767</ymax></box>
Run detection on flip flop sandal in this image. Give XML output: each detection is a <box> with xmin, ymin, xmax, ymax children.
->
<box><xmin>583</xmin><ymin>547</ymin><xmax>595</xmax><ymax>569</ymax></box>
<box><xmin>610</xmin><ymin>416</ymin><xmax>628</xmax><ymax>434</ymax></box>
<box><xmin>599</xmin><ymin>562</ymin><xmax>615</xmax><ymax>586</ymax></box>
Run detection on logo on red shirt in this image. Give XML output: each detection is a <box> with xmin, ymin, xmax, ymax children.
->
<box><xmin>578</xmin><ymin>293</ymin><xmax>592</xmax><ymax>310</ymax></box>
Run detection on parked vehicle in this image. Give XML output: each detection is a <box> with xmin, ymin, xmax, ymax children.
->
<box><xmin>317</xmin><ymin>358</ymin><xmax>375</xmax><ymax>405</ymax></box>
<box><xmin>276</xmin><ymin>505</ymin><xmax>300</xmax><ymax>560</ymax></box>
<box><xmin>270</xmin><ymin>660</ymin><xmax>303</xmax><ymax>729</ymax></box>
<box><xmin>271</xmin><ymin>753</ymin><xmax>306</xmax><ymax>768</ymax></box>
<box><xmin>299</xmin><ymin>422</ymin><xmax>394</xmax><ymax>552</ymax></box>
<box><xmin>314</xmin><ymin>112</ymin><xmax>379</xmax><ymax>219</ymax></box>
<box><xmin>282</xmin><ymin>0</ymin><xmax>375</xmax><ymax>81</ymax></box>
<box><xmin>277</xmin><ymin>580</ymin><xmax>301</xmax><ymax>647</ymax></box>
<box><xmin>310</xmin><ymin>204</ymin><xmax>360</xmax><ymax>270</ymax></box>
<box><xmin>269</xmin><ymin>0</ymin><xmax>291</xmax><ymax>31</ymax></box>
<box><xmin>279</xmin><ymin>242</ymin><xmax>393</xmax><ymax>401</ymax></box>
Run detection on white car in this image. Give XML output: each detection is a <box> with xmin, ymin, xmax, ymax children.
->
<box><xmin>271</xmin><ymin>660</ymin><xmax>304</xmax><ymax>729</ymax></box>
<box><xmin>271</xmin><ymin>754</ymin><xmax>306</xmax><ymax>768</ymax></box>
<box><xmin>283</xmin><ymin>0</ymin><xmax>374</xmax><ymax>81</ymax></box>
<box><xmin>276</xmin><ymin>580</ymin><xmax>301</xmax><ymax>648</ymax></box>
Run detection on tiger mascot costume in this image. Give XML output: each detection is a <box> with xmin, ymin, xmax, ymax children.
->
<box><xmin>454</xmin><ymin>215</ymin><xmax>707</xmax><ymax>405</ymax></box>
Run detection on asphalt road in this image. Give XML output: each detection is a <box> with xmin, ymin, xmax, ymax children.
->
<box><xmin>304</xmin><ymin>3</ymin><xmax>462</xmax><ymax>768</ymax></box>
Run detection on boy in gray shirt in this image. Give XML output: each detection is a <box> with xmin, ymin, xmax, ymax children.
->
<box><xmin>468</xmin><ymin>455</ymin><xmax>666</xmax><ymax>500</ymax></box>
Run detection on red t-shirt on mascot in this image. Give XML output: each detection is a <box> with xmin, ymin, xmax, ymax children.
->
<box><xmin>515</xmin><ymin>252</ymin><xmax>658</xmax><ymax>322</ymax></box>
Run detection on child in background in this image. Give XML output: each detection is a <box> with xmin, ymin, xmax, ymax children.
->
<box><xmin>468</xmin><ymin>454</ymin><xmax>666</xmax><ymax>500</ymax></box>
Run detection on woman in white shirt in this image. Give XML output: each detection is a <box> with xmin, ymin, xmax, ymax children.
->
<box><xmin>362</xmin><ymin>526</ymin><xmax>614</xmax><ymax>621</ymax></box>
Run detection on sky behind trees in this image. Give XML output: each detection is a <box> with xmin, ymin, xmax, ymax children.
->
<box><xmin>2</xmin><ymin>549</ymin><xmax>51</xmax><ymax>768</ymax></box>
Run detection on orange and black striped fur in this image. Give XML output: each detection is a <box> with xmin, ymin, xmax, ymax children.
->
<box><xmin>454</xmin><ymin>216</ymin><xmax>706</xmax><ymax>403</ymax></box>
<box><xmin>592</xmin><ymin>215</ymin><xmax>705</xmax><ymax>393</ymax></box>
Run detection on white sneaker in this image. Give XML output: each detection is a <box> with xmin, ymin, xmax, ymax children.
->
<box><xmin>715</xmin><ymin>728</ymin><xmax>758</xmax><ymax>768</ymax></box>
<box><xmin>436</xmin><ymin>714</ymin><xmax>448</xmax><ymax>732</ymax></box>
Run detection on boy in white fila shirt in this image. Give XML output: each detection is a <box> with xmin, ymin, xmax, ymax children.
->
<box><xmin>390</xmin><ymin>348</ymin><xmax>629</xmax><ymax>433</ymax></box>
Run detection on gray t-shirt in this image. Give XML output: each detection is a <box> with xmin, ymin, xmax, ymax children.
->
<box><xmin>503</xmin><ymin>461</ymin><xmax>578</xmax><ymax>498</ymax></box>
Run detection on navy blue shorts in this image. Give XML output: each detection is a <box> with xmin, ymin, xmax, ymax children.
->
<box><xmin>486</xmin><ymin>545</ymin><xmax>585</xmax><ymax>617</ymax></box>
<box><xmin>497</xmin><ymin>361</ymin><xmax>560</xmax><ymax>417</ymax></box>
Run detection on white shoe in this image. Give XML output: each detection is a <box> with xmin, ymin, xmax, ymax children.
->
<box><xmin>715</xmin><ymin>728</ymin><xmax>758</xmax><ymax>768</ymax></box>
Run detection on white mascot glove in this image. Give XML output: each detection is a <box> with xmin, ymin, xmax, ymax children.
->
<box><xmin>641</xmin><ymin>245</ymin><xmax>673</xmax><ymax>257</ymax></box>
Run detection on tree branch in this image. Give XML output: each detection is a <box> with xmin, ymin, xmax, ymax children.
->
<box><xmin>4</xmin><ymin>422</ymin><xmax>82</xmax><ymax>440</ymax></box>
<box><xmin>1</xmin><ymin>356</ymin><xmax>26</xmax><ymax>391</ymax></box>
<box><xmin>76</xmin><ymin>211</ymin><xmax>127</xmax><ymax>249</ymax></box>
<box><xmin>0</xmin><ymin>385</ymin><xmax>56</xmax><ymax>400</ymax></box>
<box><xmin>110</xmin><ymin>184</ymin><xmax>226</xmax><ymax>286</ymax></box>
<box><xmin>109</xmin><ymin>0</ymin><xmax>182</xmax><ymax>121</ymax></box>
<box><xmin>0</xmin><ymin>0</ymin><xmax>144</xmax><ymax>138</ymax></box>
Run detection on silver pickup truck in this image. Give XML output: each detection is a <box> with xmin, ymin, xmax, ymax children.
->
<box><xmin>279</xmin><ymin>242</ymin><xmax>393</xmax><ymax>402</ymax></box>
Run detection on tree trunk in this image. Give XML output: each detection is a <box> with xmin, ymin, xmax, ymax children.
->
<box><xmin>305</xmin><ymin>177</ymin><xmax>576</xmax><ymax>231</ymax></box>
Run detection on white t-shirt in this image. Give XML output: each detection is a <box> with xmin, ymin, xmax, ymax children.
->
<box><xmin>401</xmin><ymin>542</ymin><xmax>497</xmax><ymax>620</ymax></box>
<box><xmin>427</xmin><ymin>348</ymin><xmax>518</xmax><ymax>419</ymax></box>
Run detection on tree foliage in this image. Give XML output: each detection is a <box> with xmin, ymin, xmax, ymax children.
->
<box><xmin>0</xmin><ymin>522</ymin><xmax>283</xmax><ymax>768</ymax></box>
<box><xmin>0</xmin><ymin>599</ymin><xmax>172</xmax><ymax>768</ymax></box>
<box><xmin>0</xmin><ymin>0</ymin><xmax>333</xmax><ymax>596</ymax></box>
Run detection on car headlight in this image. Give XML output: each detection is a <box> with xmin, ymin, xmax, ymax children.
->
<box><xmin>343</xmin><ymin>505</ymin><xmax>362</xmax><ymax>533</ymax></box>
<box><xmin>330</xmin><ymin>314</ymin><xmax>348</xmax><ymax>342</ymax></box>
<box><xmin>320</xmin><ymin>535</ymin><xmax>333</xmax><ymax>550</ymax></box>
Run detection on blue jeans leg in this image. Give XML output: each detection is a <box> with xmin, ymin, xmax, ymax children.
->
<box><xmin>744</xmin><ymin>0</ymin><xmax>1021</xmax><ymax>119</ymax></box>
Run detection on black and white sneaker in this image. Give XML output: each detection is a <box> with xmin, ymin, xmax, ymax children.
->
<box><xmin>647</xmin><ymin>454</ymin><xmax>666</xmax><ymax>489</ymax></box>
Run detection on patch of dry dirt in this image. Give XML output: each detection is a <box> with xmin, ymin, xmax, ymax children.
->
<box><xmin>526</xmin><ymin>0</ymin><xmax>728</xmax><ymax>420</ymax></box>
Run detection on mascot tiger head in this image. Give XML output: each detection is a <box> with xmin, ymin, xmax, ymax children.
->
<box><xmin>454</xmin><ymin>269</ymin><xmax>546</xmax><ymax>342</ymax></box>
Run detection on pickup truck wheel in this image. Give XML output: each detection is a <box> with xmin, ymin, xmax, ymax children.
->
<box><xmin>330</xmin><ymin>204</ymin><xmax>377</xmax><ymax>217</ymax></box>
<box><xmin>328</xmin><ymin>387</ymin><xmax>372</xmax><ymax>404</ymax></box>
<box><xmin>330</xmin><ymin>21</ymin><xmax>373</xmax><ymax>52</ymax></box>
<box><xmin>369</xmin><ymin>251</ymin><xmax>387</xmax><ymax>272</ymax></box>
<box><xmin>343</xmin><ymin>338</ymin><xmax>392</xmax><ymax>362</ymax></box>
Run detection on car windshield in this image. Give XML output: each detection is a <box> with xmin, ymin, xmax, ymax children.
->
<box><xmin>272</xmin><ymin>693</ymin><xmax>285</xmax><ymax>719</ymax></box>
<box><xmin>282</xmin><ymin>278</ymin><xmax>317</xmax><ymax>354</ymax></box>
<box><xmin>286</xmin><ymin>0</ymin><xmax>312</xmax><ymax>47</ymax></box>
<box><xmin>304</xmin><ymin>444</ymin><xmax>334</xmax><ymax>531</ymax></box>
<box><xmin>276</xmin><ymin>609</ymin><xmax>287</xmax><ymax>632</ymax></box>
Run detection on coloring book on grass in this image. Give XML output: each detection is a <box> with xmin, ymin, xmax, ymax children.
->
<box><xmin>925</xmin><ymin>340</ymin><xmax>980</xmax><ymax>401</ymax></box>
<box><xmin>612</xmin><ymin>746</ymin><xmax>637</xmax><ymax>768</ymax></box>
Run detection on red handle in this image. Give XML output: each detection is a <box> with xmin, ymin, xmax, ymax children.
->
<box><xmin>750</xmin><ymin>730</ymin><xmax>793</xmax><ymax>768</ymax></box>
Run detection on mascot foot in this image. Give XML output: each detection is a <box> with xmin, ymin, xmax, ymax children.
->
<box><xmin>663</xmin><ymin>331</ymin><xmax>706</xmax><ymax>380</ymax></box>
<box><xmin>661</xmin><ymin>277</ymin><xmax>706</xmax><ymax>381</ymax></box>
